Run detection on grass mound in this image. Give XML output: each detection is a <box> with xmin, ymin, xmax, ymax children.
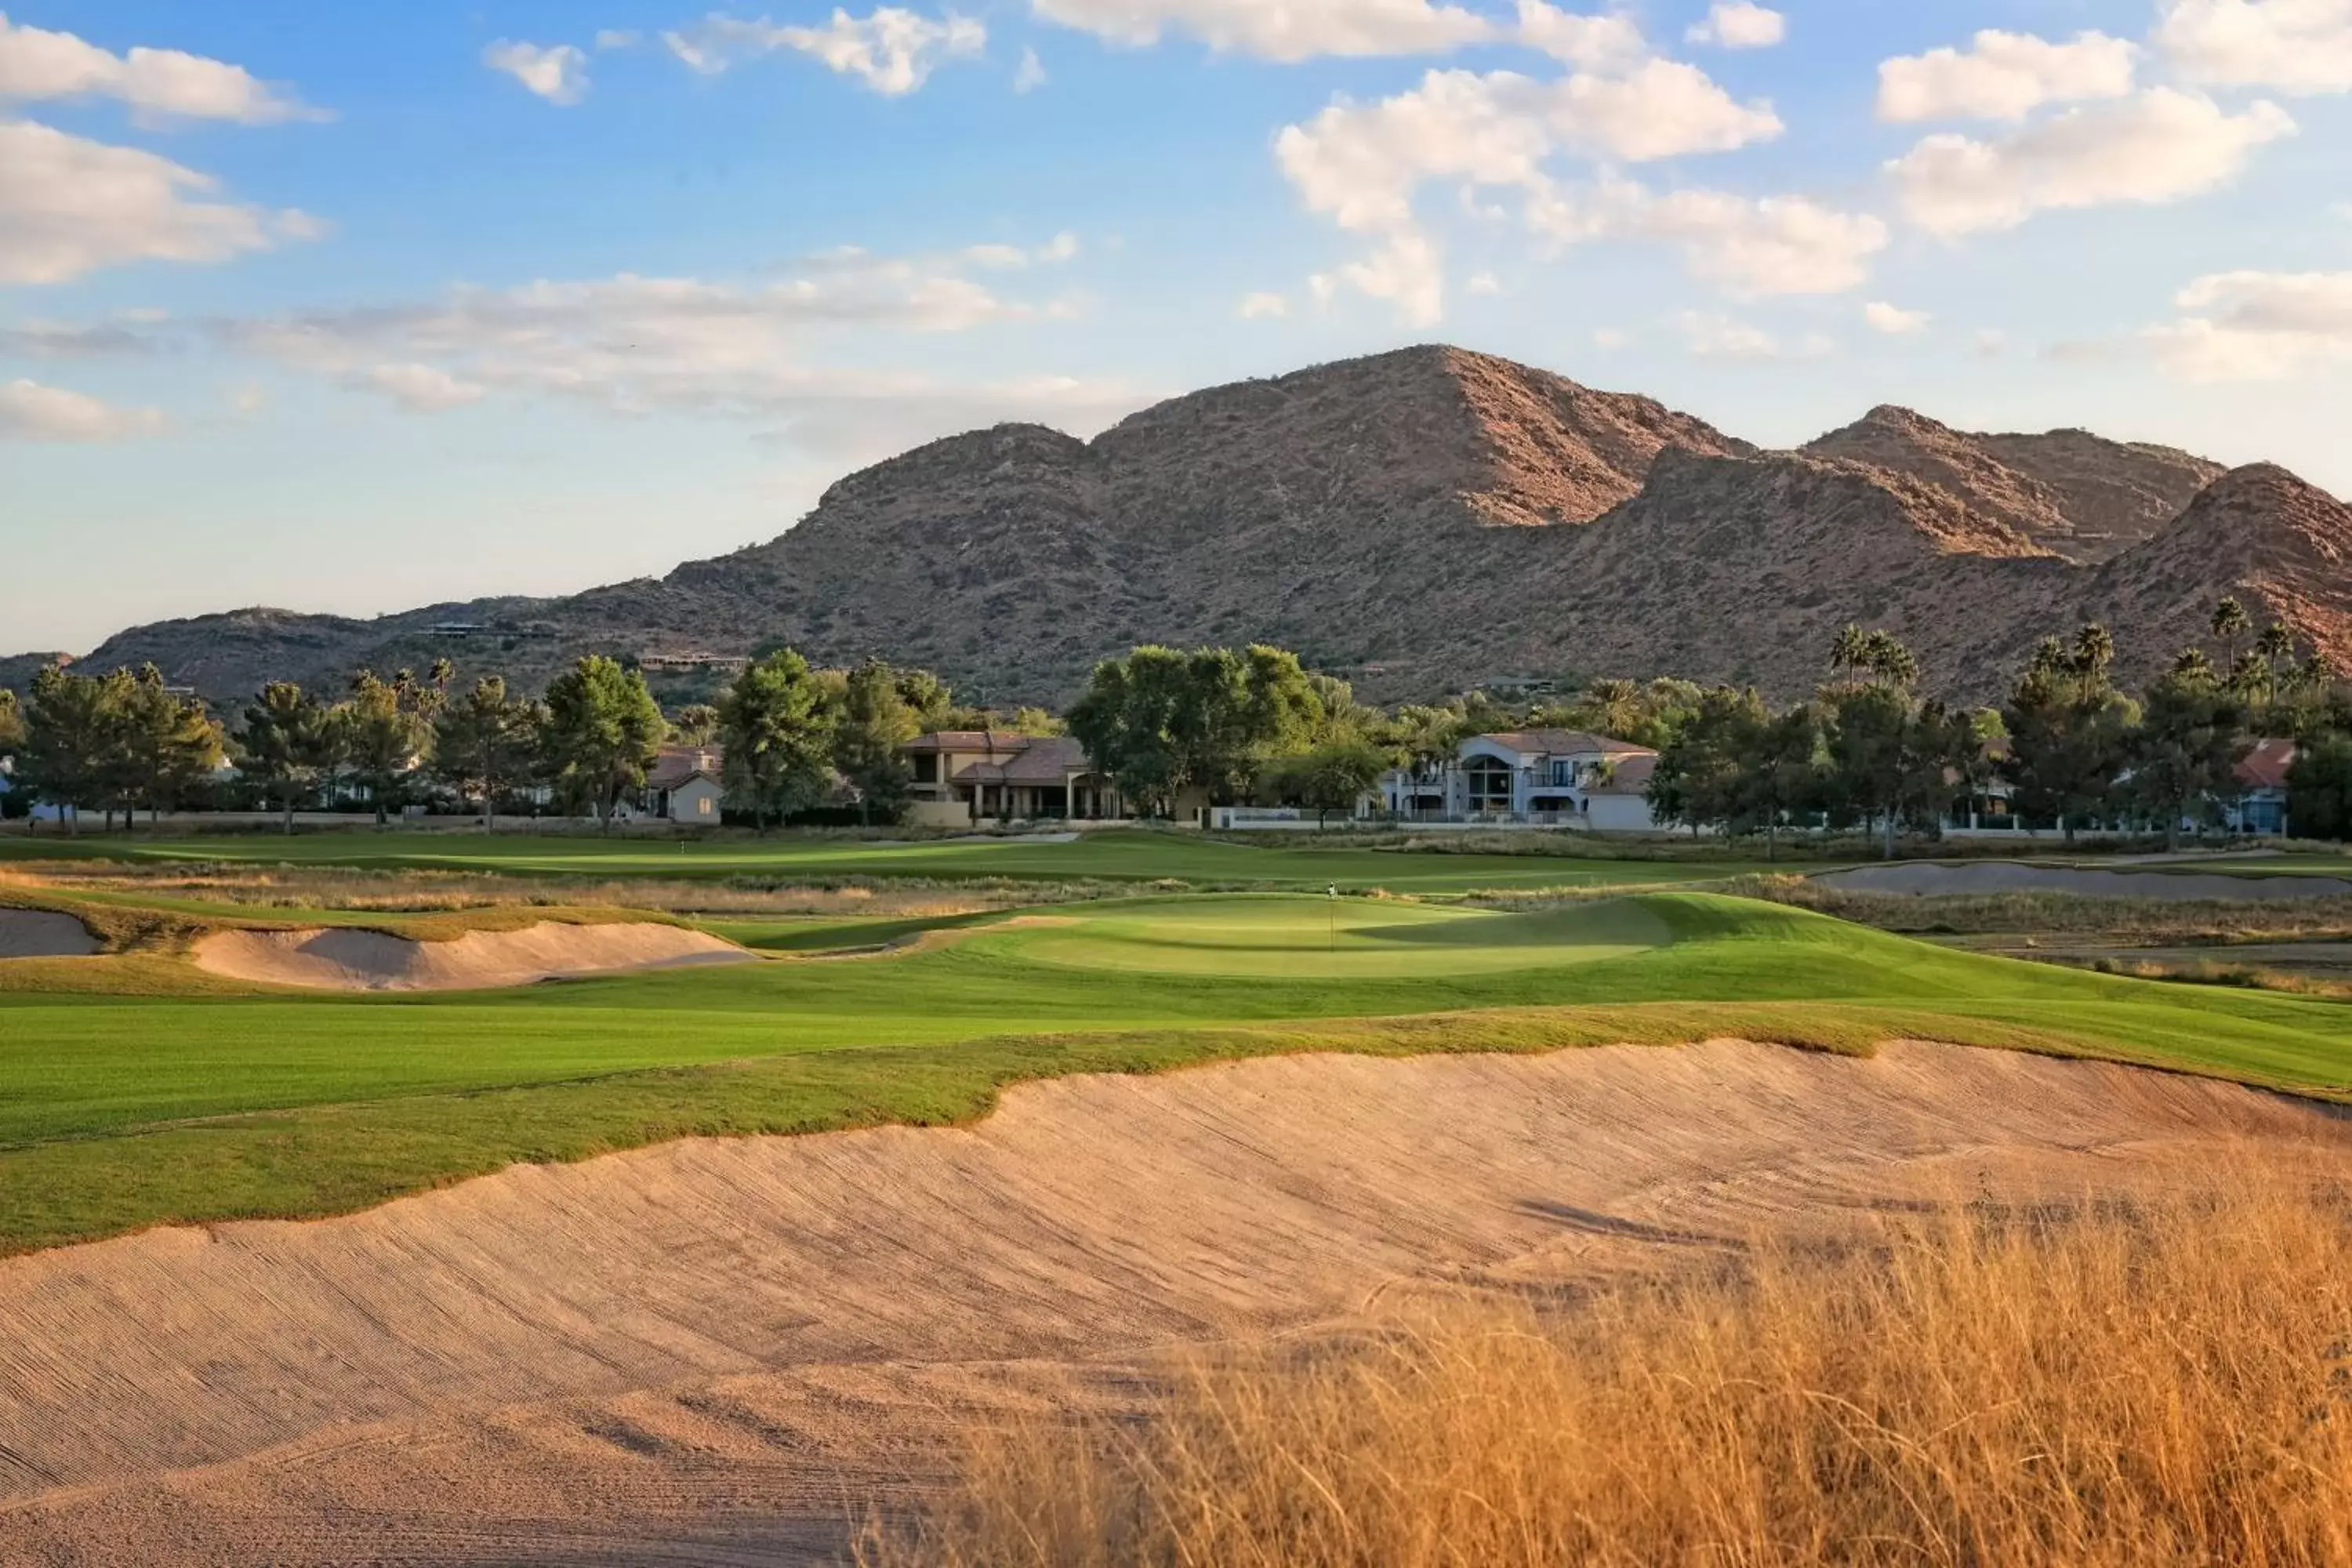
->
<box><xmin>874</xmin><ymin>1173</ymin><xmax>2352</xmax><ymax>1567</ymax></box>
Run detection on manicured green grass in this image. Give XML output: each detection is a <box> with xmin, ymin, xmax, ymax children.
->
<box><xmin>0</xmin><ymin>826</ymin><xmax>1770</xmax><ymax>893</ymax></box>
<box><xmin>3</xmin><ymin>891</ymin><xmax>2351</xmax><ymax>1254</ymax></box>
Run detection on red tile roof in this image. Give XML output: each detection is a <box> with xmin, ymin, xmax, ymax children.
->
<box><xmin>1587</xmin><ymin>753</ymin><xmax>1661</xmax><ymax>796</ymax></box>
<box><xmin>2237</xmin><ymin>738</ymin><xmax>2296</xmax><ymax>792</ymax></box>
<box><xmin>1480</xmin><ymin>729</ymin><xmax>1649</xmax><ymax>757</ymax></box>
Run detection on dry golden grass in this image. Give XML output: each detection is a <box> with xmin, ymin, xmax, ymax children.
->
<box><xmin>873</xmin><ymin>1174</ymin><xmax>2352</xmax><ymax>1567</ymax></box>
<box><xmin>1734</xmin><ymin>873</ymin><xmax>2352</xmax><ymax>945</ymax></box>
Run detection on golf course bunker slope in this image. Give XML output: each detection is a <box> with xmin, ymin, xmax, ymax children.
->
<box><xmin>1</xmin><ymin>1040</ymin><xmax>2344</xmax><ymax>1566</ymax></box>
<box><xmin>0</xmin><ymin>908</ymin><xmax>99</xmax><ymax>959</ymax></box>
<box><xmin>1818</xmin><ymin>862</ymin><xmax>2352</xmax><ymax>901</ymax></box>
<box><xmin>193</xmin><ymin>920</ymin><xmax>755</xmax><ymax>991</ymax></box>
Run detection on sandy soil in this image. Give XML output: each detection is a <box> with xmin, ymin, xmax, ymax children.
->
<box><xmin>0</xmin><ymin>1039</ymin><xmax>2343</xmax><ymax>1565</ymax></box>
<box><xmin>191</xmin><ymin>921</ymin><xmax>757</xmax><ymax>991</ymax></box>
<box><xmin>1817</xmin><ymin>862</ymin><xmax>2352</xmax><ymax>900</ymax></box>
<box><xmin>0</xmin><ymin>908</ymin><xmax>99</xmax><ymax>959</ymax></box>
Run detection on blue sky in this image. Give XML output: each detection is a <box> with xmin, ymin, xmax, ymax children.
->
<box><xmin>5</xmin><ymin>0</ymin><xmax>2350</xmax><ymax>654</ymax></box>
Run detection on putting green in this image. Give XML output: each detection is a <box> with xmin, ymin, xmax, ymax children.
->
<box><xmin>994</xmin><ymin>897</ymin><xmax>1673</xmax><ymax>977</ymax></box>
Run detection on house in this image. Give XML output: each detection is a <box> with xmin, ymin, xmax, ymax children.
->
<box><xmin>1379</xmin><ymin>730</ymin><xmax>1664</xmax><ymax>833</ymax></box>
<box><xmin>902</xmin><ymin>731</ymin><xmax>1134</xmax><ymax>829</ymax></box>
<box><xmin>641</xmin><ymin>745</ymin><xmax>725</xmax><ymax>824</ymax></box>
<box><xmin>2227</xmin><ymin>738</ymin><xmax>2296</xmax><ymax>837</ymax></box>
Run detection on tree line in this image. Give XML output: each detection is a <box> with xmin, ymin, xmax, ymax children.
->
<box><xmin>1645</xmin><ymin>600</ymin><xmax>2348</xmax><ymax>855</ymax></box>
<box><xmin>0</xmin><ymin>648</ymin><xmax>1035</xmax><ymax>833</ymax></box>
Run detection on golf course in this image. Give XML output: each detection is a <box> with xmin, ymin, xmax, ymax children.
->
<box><xmin>5</xmin><ymin>828</ymin><xmax>2352</xmax><ymax>1255</ymax></box>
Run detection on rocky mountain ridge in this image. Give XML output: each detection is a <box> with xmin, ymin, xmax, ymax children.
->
<box><xmin>16</xmin><ymin>345</ymin><xmax>2349</xmax><ymax>710</ymax></box>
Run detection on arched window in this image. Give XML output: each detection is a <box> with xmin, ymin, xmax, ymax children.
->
<box><xmin>1465</xmin><ymin>756</ymin><xmax>1515</xmax><ymax>813</ymax></box>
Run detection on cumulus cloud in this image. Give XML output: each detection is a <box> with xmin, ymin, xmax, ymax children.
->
<box><xmin>961</xmin><ymin>231</ymin><xmax>1079</xmax><ymax>267</ymax></box>
<box><xmin>1686</xmin><ymin>2</ymin><xmax>1785</xmax><ymax>50</ymax></box>
<box><xmin>666</xmin><ymin>8</ymin><xmax>985</xmax><ymax>94</ymax></box>
<box><xmin>1031</xmin><ymin>0</ymin><xmax>1494</xmax><ymax>60</ymax></box>
<box><xmin>1236</xmin><ymin>290</ymin><xmax>1290</xmax><ymax>318</ymax></box>
<box><xmin>1887</xmin><ymin>89</ymin><xmax>2293</xmax><ymax>236</ymax></box>
<box><xmin>0</xmin><ymin>377</ymin><xmax>167</xmax><ymax>441</ymax></box>
<box><xmin>1621</xmin><ymin>187</ymin><xmax>1887</xmax><ymax>296</ymax></box>
<box><xmin>1864</xmin><ymin>300</ymin><xmax>1932</xmax><ymax>334</ymax></box>
<box><xmin>367</xmin><ymin>362</ymin><xmax>488</xmax><ymax>412</ymax></box>
<box><xmin>2158</xmin><ymin>0</ymin><xmax>2352</xmax><ymax>96</ymax></box>
<box><xmin>0</xmin><ymin>120</ymin><xmax>319</xmax><ymax>285</ymax></box>
<box><xmin>0</xmin><ymin>12</ymin><xmax>318</xmax><ymax>124</ymax></box>
<box><xmin>1014</xmin><ymin>45</ymin><xmax>1047</xmax><ymax>91</ymax></box>
<box><xmin>1878</xmin><ymin>30</ymin><xmax>2139</xmax><ymax>122</ymax></box>
<box><xmin>1516</xmin><ymin>1</ymin><xmax>1646</xmax><ymax>69</ymax></box>
<box><xmin>483</xmin><ymin>40</ymin><xmax>590</xmax><ymax>104</ymax></box>
<box><xmin>1679</xmin><ymin>311</ymin><xmax>1829</xmax><ymax>361</ymax></box>
<box><xmin>2146</xmin><ymin>269</ymin><xmax>2352</xmax><ymax>380</ymax></box>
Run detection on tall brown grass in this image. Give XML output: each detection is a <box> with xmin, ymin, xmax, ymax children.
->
<box><xmin>871</xmin><ymin>1178</ymin><xmax>2352</xmax><ymax>1566</ymax></box>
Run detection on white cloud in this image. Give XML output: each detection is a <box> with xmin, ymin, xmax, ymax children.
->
<box><xmin>1679</xmin><ymin>310</ymin><xmax>1828</xmax><ymax>361</ymax></box>
<box><xmin>666</xmin><ymin>9</ymin><xmax>985</xmax><ymax>94</ymax></box>
<box><xmin>1888</xmin><ymin>89</ymin><xmax>2293</xmax><ymax>236</ymax></box>
<box><xmin>1465</xmin><ymin>270</ymin><xmax>1501</xmax><ymax>295</ymax></box>
<box><xmin>0</xmin><ymin>12</ymin><xmax>318</xmax><ymax>124</ymax></box>
<box><xmin>483</xmin><ymin>40</ymin><xmax>590</xmax><ymax>105</ymax></box>
<box><xmin>960</xmin><ymin>232</ymin><xmax>1079</xmax><ymax>267</ymax></box>
<box><xmin>0</xmin><ymin>119</ymin><xmax>318</xmax><ymax>285</ymax></box>
<box><xmin>2158</xmin><ymin>0</ymin><xmax>2352</xmax><ymax>96</ymax></box>
<box><xmin>1516</xmin><ymin>2</ymin><xmax>1646</xmax><ymax>69</ymax></box>
<box><xmin>595</xmin><ymin>29</ymin><xmax>643</xmax><ymax>49</ymax></box>
<box><xmin>0</xmin><ymin>318</ymin><xmax>155</xmax><ymax>355</ymax></box>
<box><xmin>1974</xmin><ymin>328</ymin><xmax>2009</xmax><ymax>357</ymax></box>
<box><xmin>1014</xmin><ymin>45</ymin><xmax>1047</xmax><ymax>91</ymax></box>
<box><xmin>217</xmin><ymin>247</ymin><xmax>1083</xmax><ymax>424</ymax></box>
<box><xmin>1627</xmin><ymin>187</ymin><xmax>1888</xmax><ymax>296</ymax></box>
<box><xmin>1878</xmin><ymin>31</ymin><xmax>2139</xmax><ymax>122</ymax></box>
<box><xmin>1236</xmin><ymin>290</ymin><xmax>1290</xmax><ymax>318</ymax></box>
<box><xmin>0</xmin><ymin>377</ymin><xmax>167</xmax><ymax>441</ymax></box>
<box><xmin>366</xmin><ymin>362</ymin><xmax>488</xmax><ymax>412</ymax></box>
<box><xmin>1864</xmin><ymin>300</ymin><xmax>1932</xmax><ymax>334</ymax></box>
<box><xmin>1032</xmin><ymin>0</ymin><xmax>1494</xmax><ymax>60</ymax></box>
<box><xmin>1686</xmin><ymin>2</ymin><xmax>1785</xmax><ymax>50</ymax></box>
<box><xmin>1592</xmin><ymin>326</ymin><xmax>1631</xmax><ymax>347</ymax></box>
<box><xmin>2146</xmin><ymin>269</ymin><xmax>2352</xmax><ymax>380</ymax></box>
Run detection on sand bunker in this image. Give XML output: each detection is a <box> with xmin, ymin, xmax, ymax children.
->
<box><xmin>0</xmin><ymin>1039</ymin><xmax>2343</xmax><ymax>1566</ymax></box>
<box><xmin>1818</xmin><ymin>861</ymin><xmax>2352</xmax><ymax>901</ymax></box>
<box><xmin>0</xmin><ymin>908</ymin><xmax>99</xmax><ymax>959</ymax></box>
<box><xmin>192</xmin><ymin>920</ymin><xmax>755</xmax><ymax>991</ymax></box>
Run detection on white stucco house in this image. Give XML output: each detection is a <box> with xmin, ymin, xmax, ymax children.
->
<box><xmin>640</xmin><ymin>746</ymin><xmax>725</xmax><ymax>824</ymax></box>
<box><xmin>1379</xmin><ymin>730</ymin><xmax>1664</xmax><ymax>833</ymax></box>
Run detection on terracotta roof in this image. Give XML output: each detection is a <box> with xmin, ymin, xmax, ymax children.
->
<box><xmin>1587</xmin><ymin>753</ymin><xmax>1661</xmax><ymax>796</ymax></box>
<box><xmin>1479</xmin><ymin>729</ymin><xmax>1647</xmax><ymax>758</ymax></box>
<box><xmin>2236</xmin><ymin>737</ymin><xmax>2296</xmax><ymax>792</ymax></box>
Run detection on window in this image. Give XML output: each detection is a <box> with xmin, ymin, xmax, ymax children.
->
<box><xmin>698</xmin><ymin>796</ymin><xmax>714</xmax><ymax>817</ymax></box>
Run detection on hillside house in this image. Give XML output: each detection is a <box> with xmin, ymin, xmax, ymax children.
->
<box><xmin>2227</xmin><ymin>738</ymin><xmax>2296</xmax><ymax>837</ymax></box>
<box><xmin>1380</xmin><ymin>730</ymin><xmax>1664</xmax><ymax>832</ymax></box>
<box><xmin>640</xmin><ymin>746</ymin><xmax>724</xmax><ymax>824</ymax></box>
<box><xmin>902</xmin><ymin>732</ymin><xmax>1135</xmax><ymax>828</ymax></box>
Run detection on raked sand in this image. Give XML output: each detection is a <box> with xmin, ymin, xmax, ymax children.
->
<box><xmin>192</xmin><ymin>920</ymin><xmax>757</xmax><ymax>991</ymax></box>
<box><xmin>0</xmin><ymin>1040</ymin><xmax>2343</xmax><ymax>1565</ymax></box>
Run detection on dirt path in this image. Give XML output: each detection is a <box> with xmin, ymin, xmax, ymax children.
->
<box><xmin>1817</xmin><ymin>862</ymin><xmax>2352</xmax><ymax>900</ymax></box>
<box><xmin>192</xmin><ymin>921</ymin><xmax>757</xmax><ymax>991</ymax></box>
<box><xmin>0</xmin><ymin>1040</ymin><xmax>2343</xmax><ymax>1565</ymax></box>
<box><xmin>0</xmin><ymin>909</ymin><xmax>98</xmax><ymax>959</ymax></box>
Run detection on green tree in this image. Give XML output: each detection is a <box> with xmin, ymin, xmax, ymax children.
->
<box><xmin>2288</xmin><ymin>735</ymin><xmax>2352</xmax><ymax>842</ymax></box>
<box><xmin>1647</xmin><ymin>687</ymin><xmax>1766</xmax><ymax>840</ymax></box>
<box><xmin>336</xmin><ymin>670</ymin><xmax>442</xmax><ymax>827</ymax></box>
<box><xmin>1744</xmin><ymin>703</ymin><xmax>1825</xmax><ymax>860</ymax></box>
<box><xmin>544</xmin><ymin>655</ymin><xmax>667</xmax><ymax>829</ymax></box>
<box><xmin>1830</xmin><ymin>623</ymin><xmax>1871</xmax><ymax>684</ymax></box>
<box><xmin>432</xmin><ymin>677</ymin><xmax>537</xmax><ymax>830</ymax></box>
<box><xmin>1261</xmin><ymin>737</ymin><xmax>1388</xmax><ymax>828</ymax></box>
<box><xmin>718</xmin><ymin>648</ymin><xmax>837</xmax><ymax>832</ymax></box>
<box><xmin>834</xmin><ymin>659</ymin><xmax>918</xmax><ymax>826</ymax></box>
<box><xmin>894</xmin><ymin>668</ymin><xmax>956</xmax><ymax>730</ymax></box>
<box><xmin>240</xmin><ymin>682</ymin><xmax>336</xmax><ymax>835</ymax></box>
<box><xmin>2212</xmin><ymin>597</ymin><xmax>2250</xmax><ymax>672</ymax></box>
<box><xmin>1069</xmin><ymin>644</ymin><xmax>1330</xmax><ymax>816</ymax></box>
<box><xmin>111</xmin><ymin>668</ymin><xmax>224</xmax><ymax>826</ymax></box>
<box><xmin>1826</xmin><ymin>679</ymin><xmax>1967</xmax><ymax>859</ymax></box>
<box><xmin>2000</xmin><ymin>625</ymin><xmax>2136</xmax><ymax>842</ymax></box>
<box><xmin>2127</xmin><ymin>661</ymin><xmax>2250</xmax><ymax>852</ymax></box>
<box><xmin>0</xmin><ymin>688</ymin><xmax>21</xmax><ymax>753</ymax></box>
<box><xmin>670</xmin><ymin>703</ymin><xmax>722</xmax><ymax>747</ymax></box>
<box><xmin>1069</xmin><ymin>647</ymin><xmax>1190</xmax><ymax>818</ymax></box>
<box><xmin>15</xmin><ymin>665</ymin><xmax>114</xmax><ymax>834</ymax></box>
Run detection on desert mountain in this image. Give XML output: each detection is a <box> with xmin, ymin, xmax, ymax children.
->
<box><xmin>26</xmin><ymin>346</ymin><xmax>2350</xmax><ymax>710</ymax></box>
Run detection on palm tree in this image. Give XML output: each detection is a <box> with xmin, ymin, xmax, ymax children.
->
<box><xmin>2073</xmin><ymin>622</ymin><xmax>2115</xmax><ymax>681</ymax></box>
<box><xmin>2230</xmin><ymin>648</ymin><xmax>2274</xmax><ymax>705</ymax></box>
<box><xmin>2212</xmin><ymin>597</ymin><xmax>2249</xmax><ymax>671</ymax></box>
<box><xmin>1830</xmin><ymin>623</ymin><xmax>1870</xmax><ymax>684</ymax></box>
<box><xmin>2258</xmin><ymin>622</ymin><xmax>2295</xmax><ymax>666</ymax></box>
<box><xmin>1864</xmin><ymin>630</ymin><xmax>1919</xmax><ymax>688</ymax></box>
<box><xmin>2172</xmin><ymin>646</ymin><xmax>2217</xmax><ymax>682</ymax></box>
